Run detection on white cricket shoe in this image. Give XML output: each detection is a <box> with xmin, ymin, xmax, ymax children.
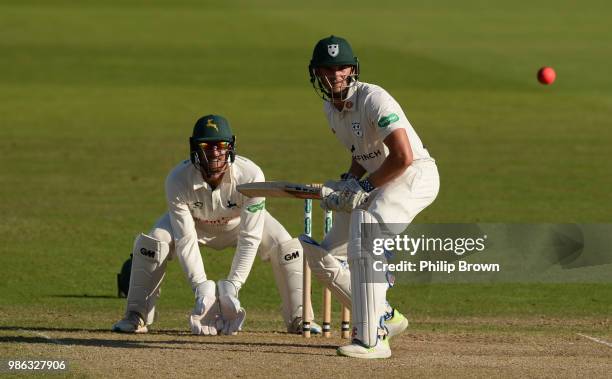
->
<box><xmin>385</xmin><ymin>308</ymin><xmax>409</xmax><ymax>338</ymax></box>
<box><xmin>337</xmin><ymin>337</ymin><xmax>391</xmax><ymax>359</ymax></box>
<box><xmin>112</xmin><ymin>311</ymin><xmax>148</xmax><ymax>333</ymax></box>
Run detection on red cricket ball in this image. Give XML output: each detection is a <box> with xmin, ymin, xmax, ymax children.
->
<box><xmin>537</xmin><ymin>67</ymin><xmax>556</xmax><ymax>85</ymax></box>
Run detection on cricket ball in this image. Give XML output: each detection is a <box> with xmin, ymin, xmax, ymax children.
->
<box><xmin>537</xmin><ymin>66</ymin><xmax>556</xmax><ymax>85</ymax></box>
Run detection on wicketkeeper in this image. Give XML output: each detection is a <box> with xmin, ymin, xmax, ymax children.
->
<box><xmin>301</xmin><ymin>36</ymin><xmax>440</xmax><ymax>358</ymax></box>
<box><xmin>113</xmin><ymin>114</ymin><xmax>317</xmax><ymax>335</ymax></box>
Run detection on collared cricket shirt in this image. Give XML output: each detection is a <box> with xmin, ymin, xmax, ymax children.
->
<box><xmin>323</xmin><ymin>81</ymin><xmax>431</xmax><ymax>173</ymax></box>
<box><xmin>165</xmin><ymin>155</ymin><xmax>266</xmax><ymax>285</ymax></box>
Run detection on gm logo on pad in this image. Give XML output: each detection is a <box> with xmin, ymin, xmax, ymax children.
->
<box><xmin>284</xmin><ymin>251</ymin><xmax>300</xmax><ymax>262</ymax></box>
<box><xmin>140</xmin><ymin>248</ymin><xmax>155</xmax><ymax>258</ymax></box>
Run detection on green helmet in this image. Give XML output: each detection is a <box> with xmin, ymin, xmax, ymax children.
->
<box><xmin>190</xmin><ymin>114</ymin><xmax>234</xmax><ymax>143</ymax></box>
<box><xmin>308</xmin><ymin>35</ymin><xmax>360</xmax><ymax>101</ymax></box>
<box><xmin>310</xmin><ymin>35</ymin><xmax>359</xmax><ymax>68</ymax></box>
<box><xmin>189</xmin><ymin>114</ymin><xmax>236</xmax><ymax>172</ymax></box>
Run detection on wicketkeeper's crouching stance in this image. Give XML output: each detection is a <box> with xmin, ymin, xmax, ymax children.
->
<box><xmin>113</xmin><ymin>114</ymin><xmax>316</xmax><ymax>335</ymax></box>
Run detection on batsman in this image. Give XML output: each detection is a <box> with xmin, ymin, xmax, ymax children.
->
<box><xmin>301</xmin><ymin>36</ymin><xmax>440</xmax><ymax>358</ymax></box>
<box><xmin>113</xmin><ymin>114</ymin><xmax>316</xmax><ymax>335</ymax></box>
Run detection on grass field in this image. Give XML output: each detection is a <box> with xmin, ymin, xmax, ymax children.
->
<box><xmin>1</xmin><ymin>1</ymin><xmax>611</xmax><ymax>377</ymax></box>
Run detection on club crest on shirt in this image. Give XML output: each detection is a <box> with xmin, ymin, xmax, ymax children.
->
<box><xmin>351</xmin><ymin>122</ymin><xmax>363</xmax><ymax>137</ymax></box>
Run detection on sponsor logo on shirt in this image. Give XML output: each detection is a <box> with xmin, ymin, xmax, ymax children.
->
<box><xmin>194</xmin><ymin>216</ymin><xmax>234</xmax><ymax>225</ymax></box>
<box><xmin>377</xmin><ymin>113</ymin><xmax>399</xmax><ymax>128</ymax></box>
<box><xmin>246</xmin><ymin>200</ymin><xmax>265</xmax><ymax>213</ymax></box>
<box><xmin>226</xmin><ymin>200</ymin><xmax>237</xmax><ymax>208</ymax></box>
<box><xmin>191</xmin><ymin>202</ymin><xmax>204</xmax><ymax>209</ymax></box>
<box><xmin>353</xmin><ymin>149</ymin><xmax>382</xmax><ymax>162</ymax></box>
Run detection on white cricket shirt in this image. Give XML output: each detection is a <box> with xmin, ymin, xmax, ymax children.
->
<box><xmin>165</xmin><ymin>155</ymin><xmax>266</xmax><ymax>285</ymax></box>
<box><xmin>323</xmin><ymin>81</ymin><xmax>431</xmax><ymax>173</ymax></box>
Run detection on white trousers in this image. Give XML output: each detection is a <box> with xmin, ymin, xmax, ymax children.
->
<box><xmin>322</xmin><ymin>159</ymin><xmax>439</xmax><ymax>342</ymax></box>
<box><xmin>322</xmin><ymin>159</ymin><xmax>440</xmax><ymax>253</ymax></box>
<box><xmin>150</xmin><ymin>211</ymin><xmax>290</xmax><ymax>259</ymax></box>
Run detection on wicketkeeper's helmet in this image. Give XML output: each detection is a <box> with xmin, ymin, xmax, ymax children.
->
<box><xmin>189</xmin><ymin>114</ymin><xmax>236</xmax><ymax>174</ymax></box>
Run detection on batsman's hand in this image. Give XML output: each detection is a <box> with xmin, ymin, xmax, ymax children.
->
<box><xmin>320</xmin><ymin>179</ymin><xmax>368</xmax><ymax>212</ymax></box>
<box><xmin>217</xmin><ymin>280</ymin><xmax>246</xmax><ymax>335</ymax></box>
<box><xmin>320</xmin><ymin>179</ymin><xmax>341</xmax><ymax>206</ymax></box>
<box><xmin>190</xmin><ymin>280</ymin><xmax>223</xmax><ymax>335</ymax></box>
<box><xmin>321</xmin><ymin>179</ymin><xmax>369</xmax><ymax>212</ymax></box>
<box><xmin>322</xmin><ymin>190</ymin><xmax>369</xmax><ymax>212</ymax></box>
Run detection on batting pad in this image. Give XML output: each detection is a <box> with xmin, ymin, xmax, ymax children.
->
<box><xmin>127</xmin><ymin>233</ymin><xmax>170</xmax><ymax>325</ymax></box>
<box><xmin>270</xmin><ymin>238</ymin><xmax>312</xmax><ymax>326</ymax></box>
<box><xmin>348</xmin><ymin>210</ymin><xmax>388</xmax><ymax>346</ymax></box>
<box><xmin>300</xmin><ymin>234</ymin><xmax>352</xmax><ymax>308</ymax></box>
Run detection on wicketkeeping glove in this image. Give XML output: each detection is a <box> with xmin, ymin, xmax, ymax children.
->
<box><xmin>217</xmin><ymin>279</ymin><xmax>246</xmax><ymax>335</ymax></box>
<box><xmin>190</xmin><ymin>280</ymin><xmax>224</xmax><ymax>335</ymax></box>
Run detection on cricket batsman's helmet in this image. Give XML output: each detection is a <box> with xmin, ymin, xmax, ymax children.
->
<box><xmin>309</xmin><ymin>35</ymin><xmax>360</xmax><ymax>101</ymax></box>
<box><xmin>189</xmin><ymin>114</ymin><xmax>236</xmax><ymax>174</ymax></box>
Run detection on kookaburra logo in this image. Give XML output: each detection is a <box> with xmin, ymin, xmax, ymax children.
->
<box><xmin>206</xmin><ymin>119</ymin><xmax>218</xmax><ymax>131</ymax></box>
<box><xmin>327</xmin><ymin>44</ymin><xmax>339</xmax><ymax>57</ymax></box>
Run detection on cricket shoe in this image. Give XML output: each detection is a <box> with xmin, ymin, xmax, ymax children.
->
<box><xmin>337</xmin><ymin>336</ymin><xmax>391</xmax><ymax>359</ymax></box>
<box><xmin>288</xmin><ymin>317</ymin><xmax>322</xmax><ymax>335</ymax></box>
<box><xmin>385</xmin><ymin>308</ymin><xmax>409</xmax><ymax>338</ymax></box>
<box><xmin>112</xmin><ymin>311</ymin><xmax>148</xmax><ymax>333</ymax></box>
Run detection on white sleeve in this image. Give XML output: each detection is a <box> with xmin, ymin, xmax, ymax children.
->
<box><xmin>165</xmin><ymin>173</ymin><xmax>207</xmax><ymax>288</ymax></box>
<box><xmin>227</xmin><ymin>170</ymin><xmax>266</xmax><ymax>287</ymax></box>
<box><xmin>366</xmin><ymin>89</ymin><xmax>411</xmax><ymax>140</ymax></box>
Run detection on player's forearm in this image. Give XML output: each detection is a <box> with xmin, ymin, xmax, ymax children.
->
<box><xmin>174</xmin><ymin>234</ymin><xmax>208</xmax><ymax>288</ymax></box>
<box><xmin>227</xmin><ymin>207</ymin><xmax>264</xmax><ymax>285</ymax></box>
<box><xmin>348</xmin><ymin>158</ymin><xmax>367</xmax><ymax>179</ymax></box>
<box><xmin>167</xmin><ymin>204</ymin><xmax>208</xmax><ymax>288</ymax></box>
<box><xmin>227</xmin><ymin>241</ymin><xmax>259</xmax><ymax>286</ymax></box>
<box><xmin>366</xmin><ymin>128</ymin><xmax>413</xmax><ymax>188</ymax></box>
<box><xmin>367</xmin><ymin>150</ymin><xmax>413</xmax><ymax>187</ymax></box>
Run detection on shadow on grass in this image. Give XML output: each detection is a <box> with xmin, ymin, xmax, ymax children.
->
<box><xmin>0</xmin><ymin>328</ymin><xmax>339</xmax><ymax>356</ymax></box>
<box><xmin>0</xmin><ymin>326</ymin><xmax>111</xmax><ymax>333</ymax></box>
<box><xmin>48</xmin><ymin>294</ymin><xmax>118</xmax><ymax>299</ymax></box>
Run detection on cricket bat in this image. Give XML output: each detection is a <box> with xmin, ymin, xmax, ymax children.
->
<box><xmin>236</xmin><ymin>181</ymin><xmax>323</xmax><ymax>199</ymax></box>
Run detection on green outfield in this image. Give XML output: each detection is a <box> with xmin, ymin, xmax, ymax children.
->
<box><xmin>1</xmin><ymin>0</ymin><xmax>611</xmax><ymax>376</ymax></box>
